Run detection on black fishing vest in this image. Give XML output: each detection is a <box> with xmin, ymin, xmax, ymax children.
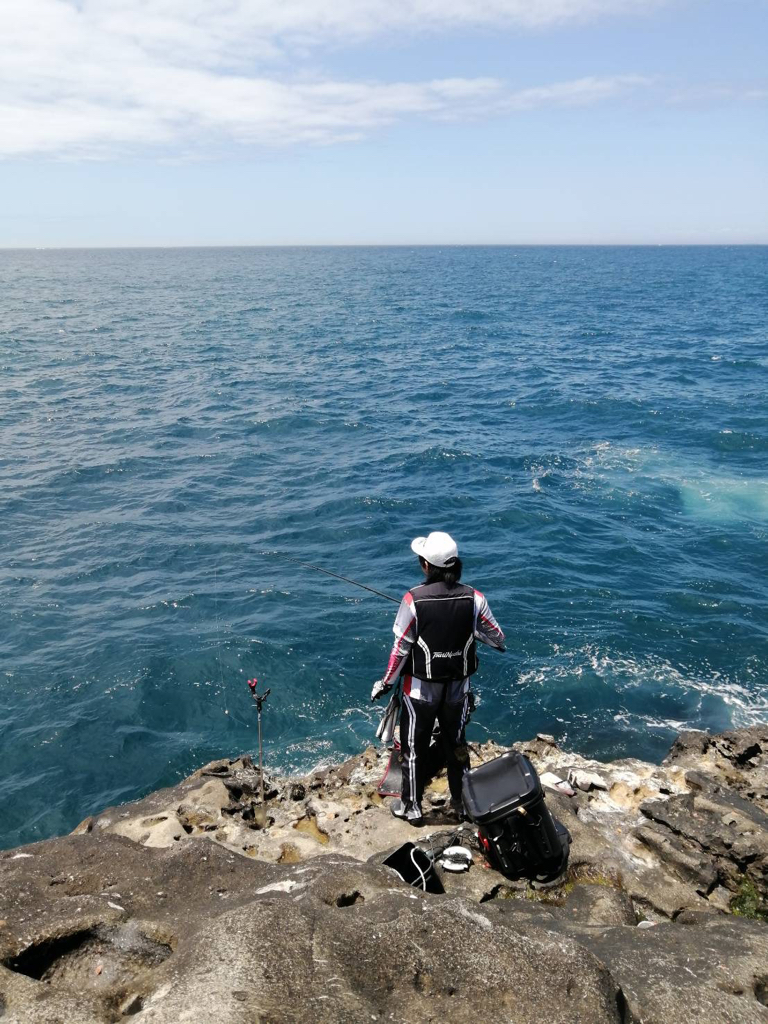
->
<box><xmin>404</xmin><ymin>581</ymin><xmax>478</xmax><ymax>683</ymax></box>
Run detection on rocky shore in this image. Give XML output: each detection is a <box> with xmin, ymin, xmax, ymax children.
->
<box><xmin>1</xmin><ymin>725</ymin><xmax>766</xmax><ymax>1024</ymax></box>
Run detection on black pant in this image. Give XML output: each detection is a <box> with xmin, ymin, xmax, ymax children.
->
<box><xmin>400</xmin><ymin>691</ymin><xmax>470</xmax><ymax>809</ymax></box>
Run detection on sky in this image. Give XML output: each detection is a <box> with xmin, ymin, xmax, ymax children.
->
<box><xmin>1</xmin><ymin>0</ymin><xmax>766</xmax><ymax>245</ymax></box>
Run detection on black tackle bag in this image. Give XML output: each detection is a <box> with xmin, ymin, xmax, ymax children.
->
<box><xmin>462</xmin><ymin>750</ymin><xmax>571</xmax><ymax>882</ymax></box>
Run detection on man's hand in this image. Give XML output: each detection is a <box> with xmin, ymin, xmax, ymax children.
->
<box><xmin>370</xmin><ymin>679</ymin><xmax>393</xmax><ymax>703</ymax></box>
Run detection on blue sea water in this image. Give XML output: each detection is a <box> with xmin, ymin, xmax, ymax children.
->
<box><xmin>1</xmin><ymin>245</ymin><xmax>767</xmax><ymax>850</ymax></box>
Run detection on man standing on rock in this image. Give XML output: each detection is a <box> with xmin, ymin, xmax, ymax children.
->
<box><xmin>371</xmin><ymin>532</ymin><xmax>506</xmax><ymax>826</ymax></box>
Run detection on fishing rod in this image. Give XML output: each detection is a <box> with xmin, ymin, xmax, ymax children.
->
<box><xmin>278</xmin><ymin>555</ymin><xmax>400</xmax><ymax>605</ymax></box>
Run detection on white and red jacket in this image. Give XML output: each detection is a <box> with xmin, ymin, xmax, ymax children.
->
<box><xmin>381</xmin><ymin>586</ymin><xmax>505</xmax><ymax>703</ymax></box>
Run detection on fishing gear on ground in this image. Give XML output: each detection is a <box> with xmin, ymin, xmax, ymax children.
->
<box><xmin>462</xmin><ymin>749</ymin><xmax>572</xmax><ymax>883</ymax></box>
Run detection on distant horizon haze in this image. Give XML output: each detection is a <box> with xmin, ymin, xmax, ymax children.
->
<box><xmin>2</xmin><ymin>242</ymin><xmax>767</xmax><ymax>250</ymax></box>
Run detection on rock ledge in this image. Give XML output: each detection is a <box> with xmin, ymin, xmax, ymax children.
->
<box><xmin>0</xmin><ymin>725</ymin><xmax>766</xmax><ymax>1023</ymax></box>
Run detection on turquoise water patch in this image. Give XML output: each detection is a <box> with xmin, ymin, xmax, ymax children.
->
<box><xmin>677</xmin><ymin>474</ymin><xmax>768</xmax><ymax>523</ymax></box>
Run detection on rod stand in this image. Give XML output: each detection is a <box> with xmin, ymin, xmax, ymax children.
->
<box><xmin>247</xmin><ymin>679</ymin><xmax>271</xmax><ymax>825</ymax></box>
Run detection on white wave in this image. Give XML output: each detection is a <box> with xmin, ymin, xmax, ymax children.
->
<box><xmin>519</xmin><ymin>644</ymin><xmax>768</xmax><ymax>729</ymax></box>
<box><xmin>592</xmin><ymin>647</ymin><xmax>768</xmax><ymax>727</ymax></box>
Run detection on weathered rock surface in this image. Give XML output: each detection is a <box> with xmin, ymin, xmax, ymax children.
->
<box><xmin>0</xmin><ymin>725</ymin><xmax>766</xmax><ymax>1023</ymax></box>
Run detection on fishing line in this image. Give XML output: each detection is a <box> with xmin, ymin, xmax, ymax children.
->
<box><xmin>274</xmin><ymin>554</ymin><xmax>400</xmax><ymax>605</ymax></box>
<box><xmin>213</xmin><ymin>563</ymin><xmax>228</xmax><ymax>715</ymax></box>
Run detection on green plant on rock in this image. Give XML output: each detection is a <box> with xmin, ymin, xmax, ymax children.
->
<box><xmin>568</xmin><ymin>865</ymin><xmax>623</xmax><ymax>889</ymax></box>
<box><xmin>522</xmin><ymin>879</ymin><xmax>574</xmax><ymax>905</ymax></box>
<box><xmin>730</xmin><ymin>877</ymin><xmax>768</xmax><ymax>923</ymax></box>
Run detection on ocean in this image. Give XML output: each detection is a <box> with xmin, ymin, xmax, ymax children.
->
<box><xmin>1</xmin><ymin>245</ymin><xmax>767</xmax><ymax>850</ymax></box>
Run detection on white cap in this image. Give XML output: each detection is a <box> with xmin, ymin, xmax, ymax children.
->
<box><xmin>410</xmin><ymin>531</ymin><xmax>459</xmax><ymax>568</ymax></box>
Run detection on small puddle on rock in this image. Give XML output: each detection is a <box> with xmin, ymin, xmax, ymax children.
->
<box><xmin>293</xmin><ymin>815</ymin><xmax>329</xmax><ymax>845</ymax></box>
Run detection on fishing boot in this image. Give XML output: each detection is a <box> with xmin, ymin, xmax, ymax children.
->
<box><xmin>390</xmin><ymin>799</ymin><xmax>424</xmax><ymax>827</ymax></box>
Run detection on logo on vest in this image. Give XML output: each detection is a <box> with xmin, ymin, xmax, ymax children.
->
<box><xmin>433</xmin><ymin>650</ymin><xmax>463</xmax><ymax>658</ymax></box>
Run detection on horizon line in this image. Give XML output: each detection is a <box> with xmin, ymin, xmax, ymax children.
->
<box><xmin>1</xmin><ymin>242</ymin><xmax>767</xmax><ymax>251</ymax></box>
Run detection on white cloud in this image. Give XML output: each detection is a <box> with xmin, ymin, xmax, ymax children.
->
<box><xmin>502</xmin><ymin>75</ymin><xmax>651</xmax><ymax>109</ymax></box>
<box><xmin>665</xmin><ymin>83</ymin><xmax>768</xmax><ymax>105</ymax></box>
<box><xmin>0</xmin><ymin>0</ymin><xmax>674</xmax><ymax>159</ymax></box>
<box><xmin>8</xmin><ymin>0</ymin><xmax>671</xmax><ymax>69</ymax></box>
<box><xmin>0</xmin><ymin>70</ymin><xmax>653</xmax><ymax>159</ymax></box>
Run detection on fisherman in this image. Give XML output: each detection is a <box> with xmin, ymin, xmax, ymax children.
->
<box><xmin>371</xmin><ymin>532</ymin><xmax>505</xmax><ymax>826</ymax></box>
